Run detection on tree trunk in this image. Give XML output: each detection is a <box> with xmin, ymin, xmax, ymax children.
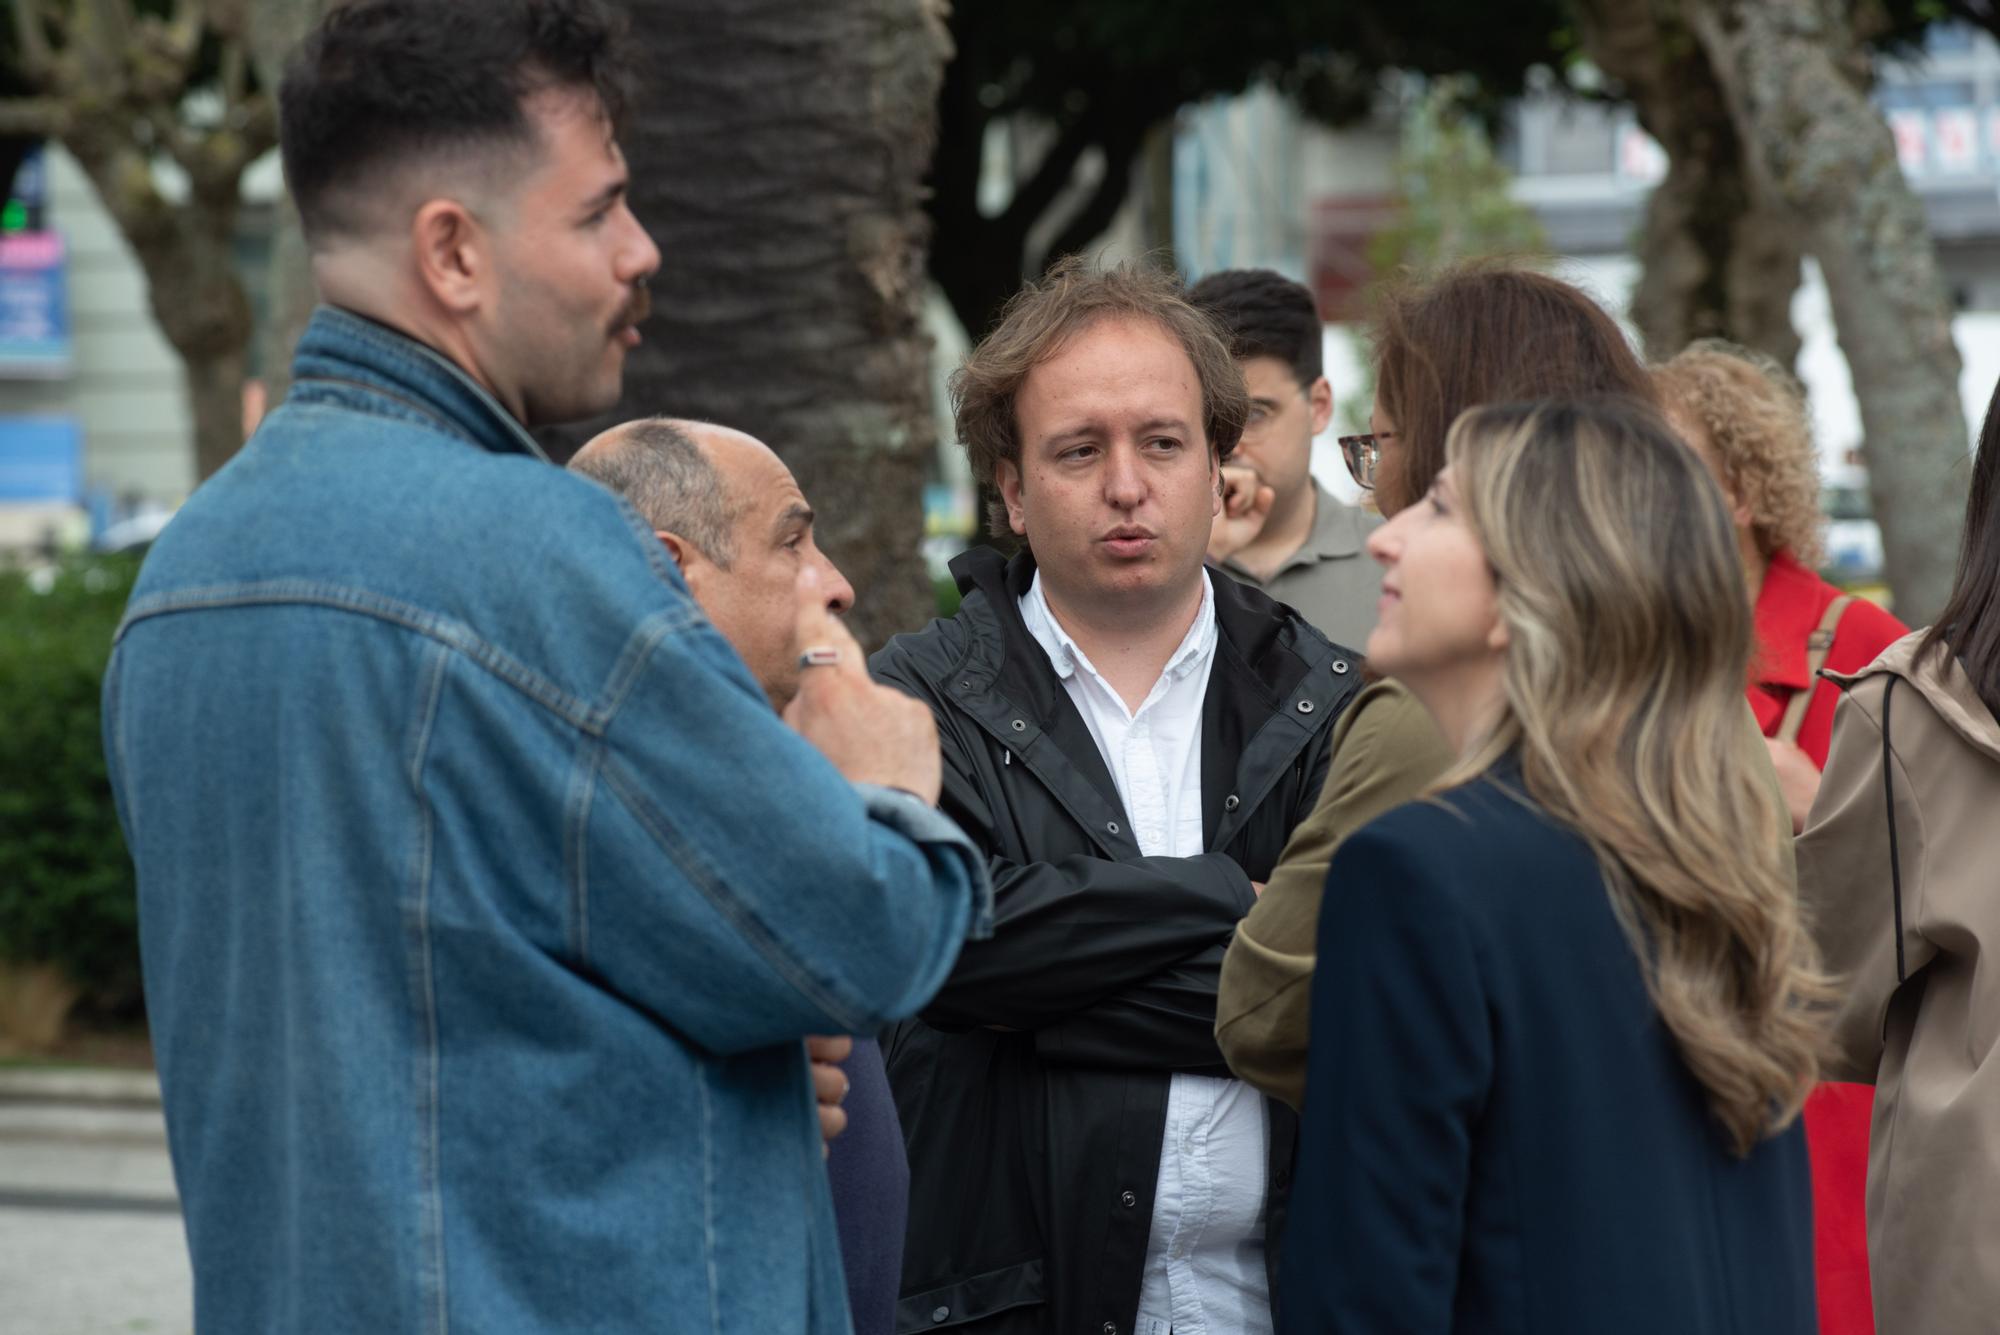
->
<box><xmin>62</xmin><ymin>127</ymin><xmax>260</xmax><ymax>483</ymax></box>
<box><xmin>184</xmin><ymin>344</ymin><xmax>251</xmax><ymax>482</ymax></box>
<box><xmin>250</xmin><ymin>0</ymin><xmax>330</xmax><ymax>403</ymax></box>
<box><xmin>613</xmin><ymin>0</ymin><xmax>951</xmax><ymax>650</ymax></box>
<box><xmin>1574</xmin><ymin>0</ymin><xmax>1803</xmax><ymax>367</ymax></box>
<box><xmin>1693</xmin><ymin>0</ymin><xmax>1965</xmax><ymax>621</ymax></box>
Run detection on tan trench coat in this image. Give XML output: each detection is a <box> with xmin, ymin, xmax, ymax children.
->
<box><xmin>1799</xmin><ymin>631</ymin><xmax>2000</xmax><ymax>1333</ymax></box>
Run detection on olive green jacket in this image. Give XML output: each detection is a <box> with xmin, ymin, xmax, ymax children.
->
<box><xmin>1216</xmin><ymin>679</ymin><xmax>1452</xmax><ymax>1109</ymax></box>
<box><xmin>1216</xmin><ymin>678</ymin><xmax>1796</xmax><ymax>1111</ymax></box>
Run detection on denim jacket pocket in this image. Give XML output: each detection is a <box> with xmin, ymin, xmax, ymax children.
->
<box><xmin>897</xmin><ymin>1257</ymin><xmax>1045</xmax><ymax>1333</ymax></box>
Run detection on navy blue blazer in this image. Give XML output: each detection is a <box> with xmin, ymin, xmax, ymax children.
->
<box><xmin>1279</xmin><ymin>765</ymin><xmax>1815</xmax><ymax>1334</ymax></box>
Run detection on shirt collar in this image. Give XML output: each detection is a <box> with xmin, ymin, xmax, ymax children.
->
<box><xmin>291</xmin><ymin>306</ymin><xmax>553</xmax><ymax>464</ymax></box>
<box><xmin>1020</xmin><ymin>569</ymin><xmax>1218</xmax><ymax>689</ymax></box>
<box><xmin>1751</xmin><ymin>548</ymin><xmax>1829</xmax><ymax>691</ymax></box>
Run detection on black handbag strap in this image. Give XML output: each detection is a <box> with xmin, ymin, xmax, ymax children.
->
<box><xmin>1881</xmin><ymin>675</ymin><xmax>1907</xmax><ymax>985</ymax></box>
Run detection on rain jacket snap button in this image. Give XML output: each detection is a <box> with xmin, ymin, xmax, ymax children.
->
<box><xmin>1010</xmin><ymin>718</ymin><xmax>1026</xmax><ymax>732</ymax></box>
<box><xmin>1332</xmin><ymin>659</ymin><xmax>1350</xmax><ymax>675</ymax></box>
<box><xmin>931</xmin><ymin>1306</ymin><xmax>949</xmax><ymax>1323</ymax></box>
<box><xmin>1107</xmin><ymin>821</ymin><xmax>1120</xmax><ymax>835</ymax></box>
<box><xmin>1297</xmin><ymin>699</ymin><xmax>1315</xmax><ymax>714</ymax></box>
<box><xmin>1224</xmin><ymin>794</ymin><xmax>1240</xmax><ymax>812</ymax></box>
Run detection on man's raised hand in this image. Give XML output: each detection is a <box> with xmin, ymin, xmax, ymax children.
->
<box><xmin>783</xmin><ymin>565</ymin><xmax>944</xmax><ymax>804</ymax></box>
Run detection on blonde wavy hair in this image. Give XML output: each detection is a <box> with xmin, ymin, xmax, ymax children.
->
<box><xmin>1653</xmin><ymin>340</ymin><xmax>1823</xmax><ymax>566</ymax></box>
<box><xmin>1438</xmin><ymin>398</ymin><xmax>1831</xmax><ymax>1156</ymax></box>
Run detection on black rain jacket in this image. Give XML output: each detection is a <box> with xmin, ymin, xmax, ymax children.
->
<box><xmin>869</xmin><ymin>548</ymin><xmax>1361</xmax><ymax>1335</ymax></box>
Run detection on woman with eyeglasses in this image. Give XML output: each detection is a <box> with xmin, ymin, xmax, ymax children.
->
<box><xmin>1277</xmin><ymin>398</ymin><xmax>1823</xmax><ymax>1333</ymax></box>
<box><xmin>1217</xmin><ymin>264</ymin><xmax>1661</xmax><ymax>1109</ymax></box>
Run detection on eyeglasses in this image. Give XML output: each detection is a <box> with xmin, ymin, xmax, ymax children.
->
<box><xmin>1337</xmin><ymin>432</ymin><xmax>1391</xmax><ymax>491</ymax></box>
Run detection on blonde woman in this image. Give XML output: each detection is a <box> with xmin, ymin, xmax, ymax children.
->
<box><xmin>1655</xmin><ymin>342</ymin><xmax>1903</xmax><ymax>1335</ymax></box>
<box><xmin>1279</xmin><ymin>399</ymin><xmax>1826</xmax><ymax>1334</ymax></box>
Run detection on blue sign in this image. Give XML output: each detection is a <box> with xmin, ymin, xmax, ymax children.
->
<box><xmin>0</xmin><ymin>231</ymin><xmax>71</xmax><ymax>377</ymax></box>
<box><xmin>0</xmin><ymin>416</ymin><xmax>82</xmax><ymax>501</ymax></box>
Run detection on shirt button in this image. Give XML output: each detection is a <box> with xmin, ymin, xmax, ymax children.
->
<box><xmin>1223</xmin><ymin>794</ymin><xmax>1240</xmax><ymax>812</ymax></box>
<box><xmin>1120</xmin><ymin>1189</ymin><xmax>1137</xmax><ymax>1207</ymax></box>
<box><xmin>930</xmin><ymin>1305</ymin><xmax>949</xmax><ymax>1323</ymax></box>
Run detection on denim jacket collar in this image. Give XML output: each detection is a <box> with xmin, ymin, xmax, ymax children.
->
<box><xmin>287</xmin><ymin>305</ymin><xmax>553</xmax><ymax>463</ymax></box>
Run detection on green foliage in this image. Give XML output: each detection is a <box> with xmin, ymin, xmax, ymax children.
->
<box><xmin>1339</xmin><ymin>80</ymin><xmax>1550</xmax><ymax>435</ymax></box>
<box><xmin>1371</xmin><ymin>79</ymin><xmax>1549</xmax><ymax>278</ymax></box>
<box><xmin>0</xmin><ymin>555</ymin><xmax>141</xmax><ymax>1006</ymax></box>
<box><xmin>933</xmin><ymin>573</ymin><xmax>962</xmax><ymax>619</ymax></box>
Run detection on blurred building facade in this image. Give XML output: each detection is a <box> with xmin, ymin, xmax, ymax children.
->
<box><xmin>0</xmin><ymin>146</ymin><xmax>277</xmax><ymax>554</ymax></box>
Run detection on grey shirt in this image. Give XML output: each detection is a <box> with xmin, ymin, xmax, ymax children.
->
<box><xmin>1217</xmin><ymin>482</ymin><xmax>1382</xmax><ymax>653</ymax></box>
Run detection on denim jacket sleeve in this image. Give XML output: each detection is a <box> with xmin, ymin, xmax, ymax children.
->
<box><xmin>580</xmin><ymin>593</ymin><xmax>992</xmax><ymax>1057</ymax></box>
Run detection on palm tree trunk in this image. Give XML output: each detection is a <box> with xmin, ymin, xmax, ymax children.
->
<box><xmin>613</xmin><ymin>0</ymin><xmax>952</xmax><ymax>650</ymax></box>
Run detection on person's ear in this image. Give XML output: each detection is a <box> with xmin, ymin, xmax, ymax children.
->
<box><xmin>996</xmin><ymin>459</ymin><xmax>1029</xmax><ymax>537</ymax></box>
<box><xmin>654</xmin><ymin>529</ymin><xmax>694</xmax><ymax>573</ymax></box>
<box><xmin>1307</xmin><ymin>376</ymin><xmax>1334</xmax><ymax>435</ymax></box>
<box><xmin>410</xmin><ymin>198</ymin><xmax>490</xmax><ymax>316</ymax></box>
<box><xmin>659</xmin><ymin>529</ymin><xmax>722</xmax><ymax>604</ymax></box>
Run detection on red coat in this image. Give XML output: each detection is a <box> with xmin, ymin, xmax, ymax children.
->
<box><xmin>1749</xmin><ymin>550</ymin><xmax>1908</xmax><ymax>766</ymax></box>
<box><xmin>1749</xmin><ymin>549</ymin><xmax>1907</xmax><ymax>1335</ymax></box>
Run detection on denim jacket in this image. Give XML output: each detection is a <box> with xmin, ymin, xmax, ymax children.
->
<box><xmin>102</xmin><ymin>307</ymin><xmax>992</xmax><ymax>1334</ymax></box>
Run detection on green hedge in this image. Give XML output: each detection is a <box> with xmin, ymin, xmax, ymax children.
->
<box><xmin>0</xmin><ymin>555</ymin><xmax>143</xmax><ymax>1009</ymax></box>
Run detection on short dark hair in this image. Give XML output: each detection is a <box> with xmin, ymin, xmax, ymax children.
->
<box><xmin>953</xmin><ymin>257</ymin><xmax>1248</xmax><ymax>537</ymax></box>
<box><xmin>1188</xmin><ymin>268</ymin><xmax>1324</xmax><ymax>387</ymax></box>
<box><xmin>569</xmin><ymin>420</ymin><xmax>738</xmax><ymax>566</ymax></box>
<box><xmin>280</xmin><ymin>0</ymin><xmax>632</xmax><ymax>241</ymax></box>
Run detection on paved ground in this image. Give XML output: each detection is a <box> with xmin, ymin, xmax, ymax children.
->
<box><xmin>0</xmin><ymin>1069</ymin><xmax>192</xmax><ymax>1335</ymax></box>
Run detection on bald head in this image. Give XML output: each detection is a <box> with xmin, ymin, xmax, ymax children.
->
<box><xmin>571</xmin><ymin>417</ymin><xmax>740</xmax><ymax>563</ymax></box>
<box><xmin>570</xmin><ymin>417</ymin><xmax>854</xmax><ymax>708</ymax></box>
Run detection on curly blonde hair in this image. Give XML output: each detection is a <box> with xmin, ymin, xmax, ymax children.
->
<box><xmin>1652</xmin><ymin>340</ymin><xmax>1823</xmax><ymax>566</ymax></box>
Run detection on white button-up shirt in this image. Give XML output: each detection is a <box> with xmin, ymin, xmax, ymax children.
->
<box><xmin>1019</xmin><ymin>571</ymin><xmax>1273</xmax><ymax>1335</ymax></box>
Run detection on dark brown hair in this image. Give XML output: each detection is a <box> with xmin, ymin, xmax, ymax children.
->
<box><xmin>1188</xmin><ymin>267</ymin><xmax>1324</xmax><ymax>386</ymax></box>
<box><xmin>952</xmin><ymin>257</ymin><xmax>1248</xmax><ymax>536</ymax></box>
<box><xmin>1920</xmin><ymin>375</ymin><xmax>2000</xmax><ymax>717</ymax></box>
<box><xmin>1369</xmin><ymin>262</ymin><xmax>1656</xmax><ymax>512</ymax></box>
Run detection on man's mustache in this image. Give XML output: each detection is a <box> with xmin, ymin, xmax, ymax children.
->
<box><xmin>614</xmin><ymin>282</ymin><xmax>652</xmax><ymax>332</ymax></box>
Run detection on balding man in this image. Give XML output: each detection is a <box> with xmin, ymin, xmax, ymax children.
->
<box><xmin>571</xmin><ymin>417</ymin><xmax>907</xmax><ymax>1335</ymax></box>
<box><xmin>573</xmin><ymin>419</ymin><xmax>855</xmax><ymax>709</ymax></box>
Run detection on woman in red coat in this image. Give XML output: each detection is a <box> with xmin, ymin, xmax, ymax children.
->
<box><xmin>1657</xmin><ymin>342</ymin><xmax>1907</xmax><ymax>1335</ymax></box>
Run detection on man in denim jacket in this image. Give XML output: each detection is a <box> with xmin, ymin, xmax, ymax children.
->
<box><xmin>98</xmin><ymin>4</ymin><xmax>991</xmax><ymax>1333</ymax></box>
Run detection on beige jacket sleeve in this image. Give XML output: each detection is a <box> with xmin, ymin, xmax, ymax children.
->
<box><xmin>1797</xmin><ymin>674</ymin><xmax>1932</xmax><ymax>1085</ymax></box>
<box><xmin>1216</xmin><ymin>679</ymin><xmax>1455</xmax><ymax>1109</ymax></box>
